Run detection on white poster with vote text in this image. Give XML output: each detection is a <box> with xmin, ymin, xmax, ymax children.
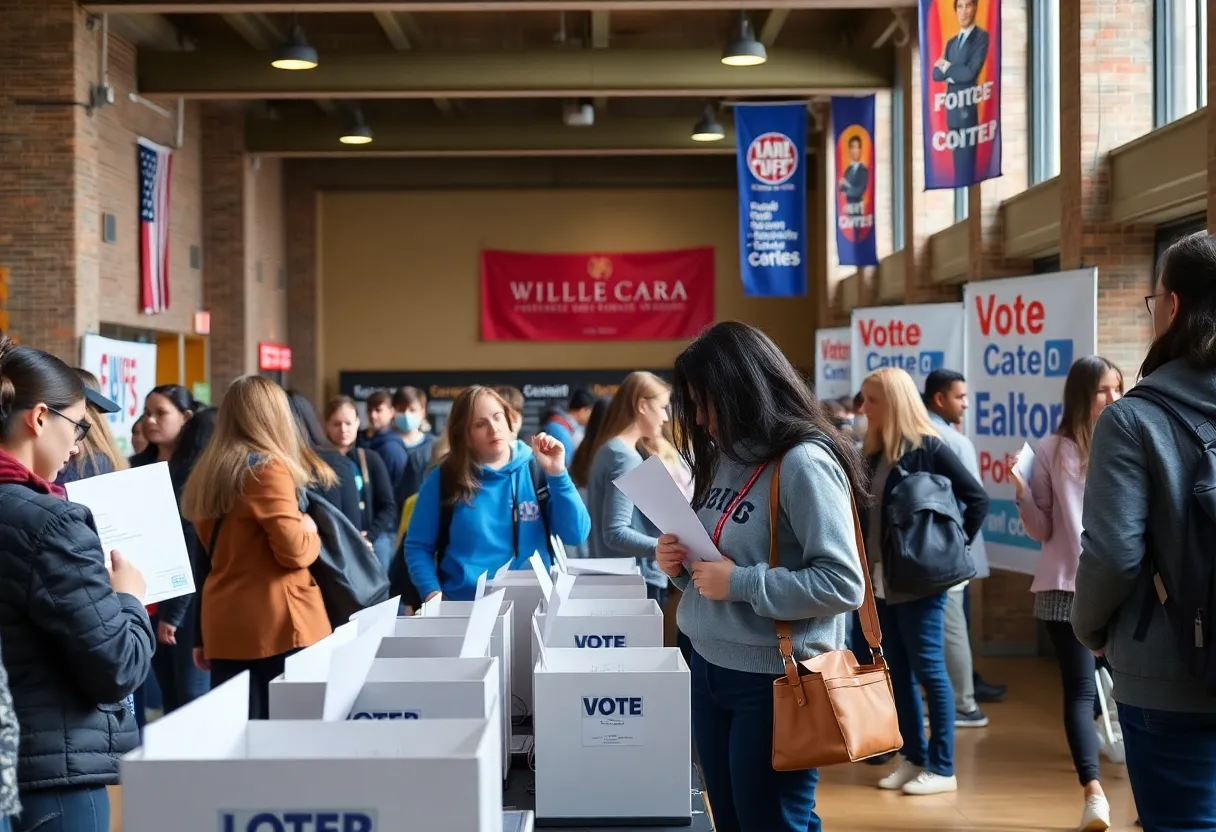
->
<box><xmin>850</xmin><ymin>303</ymin><xmax>965</xmax><ymax>392</ymax></box>
<box><xmin>80</xmin><ymin>334</ymin><xmax>157</xmax><ymax>456</ymax></box>
<box><xmin>814</xmin><ymin>327</ymin><xmax>852</xmax><ymax>401</ymax></box>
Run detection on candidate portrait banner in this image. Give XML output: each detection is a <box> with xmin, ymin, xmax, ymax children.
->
<box><xmin>963</xmin><ymin>269</ymin><xmax>1097</xmax><ymax>575</ymax></box>
<box><xmin>480</xmin><ymin>247</ymin><xmax>714</xmax><ymax>342</ymax></box>
<box><xmin>919</xmin><ymin>0</ymin><xmax>1002</xmax><ymax>190</ymax></box>
<box><xmin>814</xmin><ymin>328</ymin><xmax>852</xmax><ymax>401</ymax></box>
<box><xmin>734</xmin><ymin>103</ymin><xmax>807</xmax><ymax>297</ymax></box>
<box><xmin>80</xmin><ymin>333</ymin><xmax>158</xmax><ymax>456</ymax></box>
<box><xmin>831</xmin><ymin>96</ymin><xmax>878</xmax><ymax>268</ymax></box>
<box><xmin>850</xmin><ymin>303</ymin><xmax>965</xmax><ymax>393</ymax></box>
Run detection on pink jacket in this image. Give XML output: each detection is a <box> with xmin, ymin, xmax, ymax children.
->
<box><xmin>1016</xmin><ymin>434</ymin><xmax>1087</xmax><ymax>594</ymax></box>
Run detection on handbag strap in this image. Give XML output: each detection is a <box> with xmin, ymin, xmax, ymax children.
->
<box><xmin>773</xmin><ymin>456</ymin><xmax>885</xmax><ymax>693</ymax></box>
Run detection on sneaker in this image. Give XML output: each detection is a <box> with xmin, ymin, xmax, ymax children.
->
<box><xmin>955</xmin><ymin>707</ymin><xmax>989</xmax><ymax>728</ymax></box>
<box><xmin>1079</xmin><ymin>795</ymin><xmax>1111</xmax><ymax>831</ymax></box>
<box><xmin>974</xmin><ymin>676</ymin><xmax>1007</xmax><ymax>703</ymax></box>
<box><xmin>901</xmin><ymin>770</ymin><xmax>959</xmax><ymax>795</ymax></box>
<box><xmin>877</xmin><ymin>759</ymin><xmax>924</xmax><ymax>790</ymax></box>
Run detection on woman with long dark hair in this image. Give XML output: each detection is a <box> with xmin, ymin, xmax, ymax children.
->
<box><xmin>1011</xmin><ymin>355</ymin><xmax>1122</xmax><ymax>831</ymax></box>
<box><xmin>655</xmin><ymin>322</ymin><xmax>867</xmax><ymax>832</ymax></box>
<box><xmin>1073</xmin><ymin>232</ymin><xmax>1216</xmax><ymax>829</ymax></box>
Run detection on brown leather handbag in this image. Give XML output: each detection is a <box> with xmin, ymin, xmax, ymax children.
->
<box><xmin>768</xmin><ymin>458</ymin><xmax>903</xmax><ymax>771</ymax></box>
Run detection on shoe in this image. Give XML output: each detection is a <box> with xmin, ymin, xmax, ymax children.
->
<box><xmin>877</xmin><ymin>759</ymin><xmax>924</xmax><ymax>790</ymax></box>
<box><xmin>974</xmin><ymin>675</ymin><xmax>1007</xmax><ymax>703</ymax></box>
<box><xmin>1079</xmin><ymin>795</ymin><xmax>1111</xmax><ymax>831</ymax></box>
<box><xmin>901</xmin><ymin>771</ymin><xmax>958</xmax><ymax>795</ymax></box>
<box><xmin>955</xmin><ymin>707</ymin><xmax>989</xmax><ymax>728</ymax></box>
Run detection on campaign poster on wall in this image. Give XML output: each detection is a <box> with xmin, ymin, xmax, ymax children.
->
<box><xmin>480</xmin><ymin>248</ymin><xmax>714</xmax><ymax>342</ymax></box>
<box><xmin>733</xmin><ymin>103</ymin><xmax>807</xmax><ymax>297</ymax></box>
<box><xmin>830</xmin><ymin>96</ymin><xmax>879</xmax><ymax>268</ymax></box>
<box><xmin>80</xmin><ymin>334</ymin><xmax>158</xmax><ymax>456</ymax></box>
<box><xmin>850</xmin><ymin>303</ymin><xmax>965</xmax><ymax>393</ymax></box>
<box><xmin>918</xmin><ymin>0</ymin><xmax>1002</xmax><ymax>189</ymax></box>
<box><xmin>963</xmin><ymin>269</ymin><xmax>1097</xmax><ymax>574</ymax></box>
<box><xmin>814</xmin><ymin>328</ymin><xmax>853</xmax><ymax>401</ymax></box>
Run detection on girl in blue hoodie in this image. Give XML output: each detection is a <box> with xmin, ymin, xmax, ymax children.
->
<box><xmin>404</xmin><ymin>385</ymin><xmax>591</xmax><ymax>601</ymax></box>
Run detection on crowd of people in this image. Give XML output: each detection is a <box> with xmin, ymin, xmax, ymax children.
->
<box><xmin>0</xmin><ymin>233</ymin><xmax>1213</xmax><ymax>831</ymax></box>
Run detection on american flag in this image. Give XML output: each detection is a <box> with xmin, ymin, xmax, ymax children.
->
<box><xmin>138</xmin><ymin>137</ymin><xmax>173</xmax><ymax>315</ymax></box>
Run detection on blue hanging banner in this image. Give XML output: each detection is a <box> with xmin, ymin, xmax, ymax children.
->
<box><xmin>831</xmin><ymin>95</ymin><xmax>879</xmax><ymax>268</ymax></box>
<box><xmin>734</xmin><ymin>103</ymin><xmax>807</xmax><ymax>297</ymax></box>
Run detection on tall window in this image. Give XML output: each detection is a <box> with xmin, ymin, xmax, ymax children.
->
<box><xmin>954</xmin><ymin>188</ymin><xmax>968</xmax><ymax>222</ymax></box>
<box><xmin>1153</xmin><ymin>215</ymin><xmax>1207</xmax><ymax>287</ymax></box>
<box><xmin>1029</xmin><ymin>0</ymin><xmax>1060</xmax><ymax>183</ymax></box>
<box><xmin>892</xmin><ymin>69</ymin><xmax>907</xmax><ymax>251</ymax></box>
<box><xmin>1155</xmin><ymin>0</ymin><xmax>1208</xmax><ymax>126</ymax></box>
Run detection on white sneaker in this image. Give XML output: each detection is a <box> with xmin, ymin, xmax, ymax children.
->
<box><xmin>1080</xmin><ymin>795</ymin><xmax>1111</xmax><ymax>831</ymax></box>
<box><xmin>901</xmin><ymin>770</ymin><xmax>959</xmax><ymax>796</ymax></box>
<box><xmin>877</xmin><ymin>759</ymin><xmax>924</xmax><ymax>790</ymax></box>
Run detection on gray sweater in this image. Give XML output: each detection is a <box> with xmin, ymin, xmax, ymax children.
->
<box><xmin>1074</xmin><ymin>359</ymin><xmax>1216</xmax><ymax>713</ymax></box>
<box><xmin>673</xmin><ymin>439</ymin><xmax>865</xmax><ymax>675</ymax></box>
<box><xmin>586</xmin><ymin>437</ymin><xmax>667</xmax><ymax>588</ymax></box>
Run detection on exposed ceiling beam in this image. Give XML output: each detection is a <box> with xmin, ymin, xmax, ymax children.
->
<box><xmin>371</xmin><ymin>11</ymin><xmax>457</xmax><ymax>115</ymax></box>
<box><xmin>107</xmin><ymin>13</ymin><xmax>183</xmax><ymax>49</ymax></box>
<box><xmin>138</xmin><ymin>48</ymin><xmax>893</xmax><ymax>99</ymax></box>
<box><xmin>86</xmin><ymin>1</ymin><xmax>916</xmax><ymax>13</ymax></box>
<box><xmin>246</xmin><ymin>115</ymin><xmax>744</xmax><ymax>156</ymax></box>
<box><xmin>852</xmin><ymin>7</ymin><xmax>911</xmax><ymax>50</ymax></box>
<box><xmin>757</xmin><ymin>9</ymin><xmax>790</xmax><ymax>46</ymax></box>
<box><xmin>590</xmin><ymin>11</ymin><xmax>609</xmax><ymax>111</ymax></box>
<box><xmin>220</xmin><ymin>12</ymin><xmax>280</xmax><ymax>50</ymax></box>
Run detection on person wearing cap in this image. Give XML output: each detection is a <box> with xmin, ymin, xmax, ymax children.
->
<box><xmin>0</xmin><ymin>336</ymin><xmax>153</xmax><ymax>832</ymax></box>
<box><xmin>54</xmin><ymin>369</ymin><xmax>130</xmax><ymax>486</ymax></box>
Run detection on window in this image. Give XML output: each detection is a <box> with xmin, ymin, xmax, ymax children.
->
<box><xmin>892</xmin><ymin>69</ymin><xmax>906</xmax><ymax>251</ymax></box>
<box><xmin>1153</xmin><ymin>214</ymin><xmax>1207</xmax><ymax>287</ymax></box>
<box><xmin>1029</xmin><ymin>0</ymin><xmax>1060</xmax><ymax>183</ymax></box>
<box><xmin>954</xmin><ymin>187</ymin><xmax>969</xmax><ymax>222</ymax></box>
<box><xmin>1032</xmin><ymin>255</ymin><xmax>1061</xmax><ymax>274</ymax></box>
<box><xmin>1154</xmin><ymin>0</ymin><xmax>1208</xmax><ymax>126</ymax></box>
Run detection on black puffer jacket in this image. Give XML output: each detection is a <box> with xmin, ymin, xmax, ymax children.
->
<box><xmin>0</xmin><ymin>478</ymin><xmax>154</xmax><ymax>792</ymax></box>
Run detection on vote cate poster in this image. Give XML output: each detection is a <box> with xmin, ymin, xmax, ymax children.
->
<box><xmin>831</xmin><ymin>96</ymin><xmax>879</xmax><ymax>268</ymax></box>
<box><xmin>733</xmin><ymin>103</ymin><xmax>807</xmax><ymax>297</ymax></box>
<box><xmin>918</xmin><ymin>0</ymin><xmax>1002</xmax><ymax>189</ymax></box>
<box><xmin>79</xmin><ymin>334</ymin><xmax>158</xmax><ymax>456</ymax></box>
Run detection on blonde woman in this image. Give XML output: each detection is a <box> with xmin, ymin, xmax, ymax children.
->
<box><xmin>858</xmin><ymin>368</ymin><xmax>988</xmax><ymax>797</ymax></box>
<box><xmin>585</xmin><ymin>371</ymin><xmax>672</xmax><ymax>602</ymax></box>
<box><xmin>182</xmin><ymin>376</ymin><xmax>336</xmax><ymax>719</ymax></box>
<box><xmin>54</xmin><ymin>369</ymin><xmax>130</xmax><ymax>485</ymax></box>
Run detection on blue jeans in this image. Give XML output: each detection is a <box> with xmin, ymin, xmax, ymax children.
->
<box><xmin>690</xmin><ymin>651</ymin><xmax>820</xmax><ymax>832</ymax></box>
<box><xmin>1119</xmin><ymin>704</ymin><xmax>1216</xmax><ymax>831</ymax></box>
<box><xmin>878</xmin><ymin>593</ymin><xmax>954</xmax><ymax>776</ymax></box>
<box><xmin>152</xmin><ymin>622</ymin><xmax>210</xmax><ymax>715</ymax></box>
<box><xmin>14</xmin><ymin>787</ymin><xmax>109</xmax><ymax>832</ymax></box>
<box><xmin>372</xmin><ymin>532</ymin><xmax>396</xmax><ymax>572</ymax></box>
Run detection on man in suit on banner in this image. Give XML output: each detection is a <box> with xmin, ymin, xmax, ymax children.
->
<box><xmin>838</xmin><ymin>135</ymin><xmax>870</xmax><ymax>212</ymax></box>
<box><xmin>932</xmin><ymin>0</ymin><xmax>989</xmax><ymax>184</ymax></box>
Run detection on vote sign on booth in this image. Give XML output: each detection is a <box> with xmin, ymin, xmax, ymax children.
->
<box><xmin>963</xmin><ymin>269</ymin><xmax>1097</xmax><ymax>575</ymax></box>
<box><xmin>850</xmin><ymin>303</ymin><xmax>965</xmax><ymax>393</ymax></box>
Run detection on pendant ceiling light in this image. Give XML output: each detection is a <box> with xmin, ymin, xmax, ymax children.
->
<box><xmin>272</xmin><ymin>16</ymin><xmax>318</xmax><ymax>71</ymax></box>
<box><xmin>691</xmin><ymin>104</ymin><xmax>725</xmax><ymax>142</ymax></box>
<box><xmin>339</xmin><ymin>110</ymin><xmax>373</xmax><ymax>145</ymax></box>
<box><xmin>721</xmin><ymin>13</ymin><xmax>767</xmax><ymax>67</ymax></box>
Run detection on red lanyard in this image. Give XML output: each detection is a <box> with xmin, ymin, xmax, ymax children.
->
<box><xmin>712</xmin><ymin>463</ymin><xmax>768</xmax><ymax>547</ymax></box>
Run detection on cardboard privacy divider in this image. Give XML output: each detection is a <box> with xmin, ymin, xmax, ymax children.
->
<box><xmin>533</xmin><ymin>647</ymin><xmax>691</xmax><ymax>826</ymax></box>
<box><xmin>565</xmin><ymin>558</ymin><xmax>642</xmax><ymax>576</ymax></box>
<box><xmin>487</xmin><ymin>570</ymin><xmax>548</xmax><ymax>717</ymax></box>
<box><xmin>565</xmin><ymin>573</ymin><xmax>648</xmax><ymax>600</ymax></box>
<box><xmin>122</xmin><ymin>674</ymin><xmax>502</xmax><ymax>832</ymax></box>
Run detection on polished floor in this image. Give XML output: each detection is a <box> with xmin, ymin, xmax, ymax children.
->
<box><xmin>110</xmin><ymin>658</ymin><xmax>1140</xmax><ymax>831</ymax></box>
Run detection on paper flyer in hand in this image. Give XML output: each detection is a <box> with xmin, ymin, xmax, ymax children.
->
<box><xmin>613</xmin><ymin>454</ymin><xmax>720</xmax><ymax>562</ymax></box>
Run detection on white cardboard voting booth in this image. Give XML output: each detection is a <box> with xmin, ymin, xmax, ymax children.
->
<box><xmin>122</xmin><ymin>674</ymin><xmax>502</xmax><ymax>832</ymax></box>
<box><xmin>534</xmin><ymin>598</ymin><xmax>665</xmax><ymax>651</ymax></box>
<box><xmin>566</xmin><ymin>573</ymin><xmax>647</xmax><ymax>600</ymax></box>
<box><xmin>533</xmin><ymin>647</ymin><xmax>691</xmax><ymax>826</ymax></box>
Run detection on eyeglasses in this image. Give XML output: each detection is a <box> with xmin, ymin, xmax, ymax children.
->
<box><xmin>48</xmin><ymin>408</ymin><xmax>90</xmax><ymax>443</ymax></box>
<box><xmin>1144</xmin><ymin>294</ymin><xmax>1165</xmax><ymax>316</ymax></box>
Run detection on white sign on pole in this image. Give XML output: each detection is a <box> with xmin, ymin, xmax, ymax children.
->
<box><xmin>963</xmin><ymin>269</ymin><xmax>1098</xmax><ymax>575</ymax></box>
<box><xmin>814</xmin><ymin>327</ymin><xmax>852</xmax><ymax>400</ymax></box>
<box><xmin>850</xmin><ymin>303</ymin><xmax>965</xmax><ymax>393</ymax></box>
<box><xmin>80</xmin><ymin>334</ymin><xmax>158</xmax><ymax>456</ymax></box>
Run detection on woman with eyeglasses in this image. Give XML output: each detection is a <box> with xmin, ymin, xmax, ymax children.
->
<box><xmin>0</xmin><ymin>336</ymin><xmax>154</xmax><ymax>832</ymax></box>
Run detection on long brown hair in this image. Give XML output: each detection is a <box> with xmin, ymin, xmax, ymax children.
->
<box><xmin>72</xmin><ymin>369</ymin><xmax>129</xmax><ymax>473</ymax></box>
<box><xmin>1055</xmin><ymin>355</ymin><xmax>1123</xmax><ymax>475</ymax></box>
<box><xmin>584</xmin><ymin>372</ymin><xmax>670</xmax><ymax>466</ymax></box>
<box><xmin>182</xmin><ymin>375</ymin><xmax>336</xmax><ymax>521</ymax></box>
<box><xmin>439</xmin><ymin>385</ymin><xmax>512</xmax><ymax>505</ymax></box>
<box><xmin>569</xmin><ymin>396</ymin><xmax>609</xmax><ymax>488</ymax></box>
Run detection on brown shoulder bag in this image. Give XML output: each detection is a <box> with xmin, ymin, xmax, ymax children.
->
<box><xmin>768</xmin><ymin>457</ymin><xmax>903</xmax><ymax>771</ymax></box>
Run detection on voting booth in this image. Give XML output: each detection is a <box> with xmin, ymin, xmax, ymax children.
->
<box><xmin>565</xmin><ymin>573</ymin><xmax>647</xmax><ymax>600</ymax></box>
<box><xmin>533</xmin><ymin>647</ymin><xmax>691</xmax><ymax>826</ymax></box>
<box><xmin>534</xmin><ymin>598</ymin><xmax>666</xmax><ymax>651</ymax></box>
<box><xmin>122</xmin><ymin>674</ymin><xmax>503</xmax><ymax>832</ymax></box>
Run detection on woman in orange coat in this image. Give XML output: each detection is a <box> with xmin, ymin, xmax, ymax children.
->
<box><xmin>183</xmin><ymin>376</ymin><xmax>337</xmax><ymax>719</ymax></box>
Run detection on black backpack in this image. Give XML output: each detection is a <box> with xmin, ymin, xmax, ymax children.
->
<box><xmin>883</xmin><ymin>443</ymin><xmax>976</xmax><ymax>597</ymax></box>
<box><xmin>387</xmin><ymin>459</ymin><xmax>553</xmax><ymax>605</ymax></box>
<box><xmin>1124</xmin><ymin>386</ymin><xmax>1216</xmax><ymax>694</ymax></box>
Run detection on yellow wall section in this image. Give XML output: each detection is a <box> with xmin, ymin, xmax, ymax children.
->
<box><xmin>318</xmin><ymin>189</ymin><xmax>818</xmax><ymax>395</ymax></box>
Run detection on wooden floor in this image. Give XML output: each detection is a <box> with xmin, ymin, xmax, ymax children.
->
<box><xmin>109</xmin><ymin>658</ymin><xmax>1140</xmax><ymax>831</ymax></box>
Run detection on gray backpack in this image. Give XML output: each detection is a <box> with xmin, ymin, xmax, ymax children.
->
<box><xmin>884</xmin><ymin>461</ymin><xmax>976</xmax><ymax>598</ymax></box>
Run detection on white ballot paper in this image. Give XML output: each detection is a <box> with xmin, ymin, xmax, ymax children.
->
<box><xmin>65</xmin><ymin>462</ymin><xmax>194</xmax><ymax>606</ymax></box>
<box><xmin>613</xmin><ymin>455</ymin><xmax>720</xmax><ymax>563</ymax></box>
<box><xmin>1012</xmin><ymin>441</ymin><xmax>1035</xmax><ymax>487</ymax></box>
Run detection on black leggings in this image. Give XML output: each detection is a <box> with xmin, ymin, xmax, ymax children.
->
<box><xmin>1044</xmin><ymin>621</ymin><xmax>1101</xmax><ymax>786</ymax></box>
<box><xmin>210</xmin><ymin>650</ymin><xmax>299</xmax><ymax>720</ymax></box>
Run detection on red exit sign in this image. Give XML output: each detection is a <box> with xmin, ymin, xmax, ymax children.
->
<box><xmin>258</xmin><ymin>342</ymin><xmax>292</xmax><ymax>372</ymax></box>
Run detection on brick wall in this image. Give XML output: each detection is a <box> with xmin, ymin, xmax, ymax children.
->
<box><xmin>285</xmin><ymin>166</ymin><xmax>321</xmax><ymax>405</ymax></box>
<box><xmin>244</xmin><ymin>155</ymin><xmax>288</xmax><ymax>375</ymax></box>
<box><xmin>202</xmin><ymin>105</ymin><xmax>248</xmax><ymax>393</ymax></box>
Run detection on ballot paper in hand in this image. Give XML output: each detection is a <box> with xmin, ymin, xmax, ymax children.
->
<box><xmin>64</xmin><ymin>462</ymin><xmax>194</xmax><ymax>606</ymax></box>
<box><xmin>613</xmin><ymin>454</ymin><xmax>720</xmax><ymax>563</ymax></box>
<box><xmin>1012</xmin><ymin>441</ymin><xmax>1035</xmax><ymax>487</ymax></box>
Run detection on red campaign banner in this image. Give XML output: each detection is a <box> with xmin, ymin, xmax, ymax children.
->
<box><xmin>480</xmin><ymin>248</ymin><xmax>715</xmax><ymax>342</ymax></box>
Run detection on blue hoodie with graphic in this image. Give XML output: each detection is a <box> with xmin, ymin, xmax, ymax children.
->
<box><xmin>404</xmin><ymin>441</ymin><xmax>592</xmax><ymax>600</ymax></box>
